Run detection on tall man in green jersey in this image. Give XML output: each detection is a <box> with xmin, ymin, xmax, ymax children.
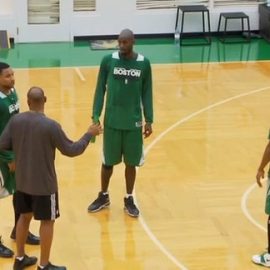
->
<box><xmin>87</xmin><ymin>29</ymin><xmax>153</xmax><ymax>217</ymax></box>
<box><xmin>0</xmin><ymin>62</ymin><xmax>39</xmax><ymax>258</ymax></box>
<box><xmin>252</xmin><ymin>130</ymin><xmax>270</xmax><ymax>267</ymax></box>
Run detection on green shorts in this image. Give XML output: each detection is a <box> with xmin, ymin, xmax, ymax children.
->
<box><xmin>265</xmin><ymin>178</ymin><xmax>270</xmax><ymax>215</ymax></box>
<box><xmin>103</xmin><ymin>126</ymin><xmax>144</xmax><ymax>166</ymax></box>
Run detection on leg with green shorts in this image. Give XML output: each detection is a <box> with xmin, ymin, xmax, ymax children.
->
<box><xmin>88</xmin><ymin>126</ymin><xmax>144</xmax><ymax>217</ymax></box>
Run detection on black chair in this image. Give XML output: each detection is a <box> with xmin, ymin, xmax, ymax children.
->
<box><xmin>217</xmin><ymin>12</ymin><xmax>251</xmax><ymax>43</ymax></box>
<box><xmin>175</xmin><ymin>5</ymin><xmax>211</xmax><ymax>46</ymax></box>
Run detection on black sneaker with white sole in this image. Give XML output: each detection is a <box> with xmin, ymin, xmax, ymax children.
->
<box><xmin>124</xmin><ymin>196</ymin><xmax>139</xmax><ymax>217</ymax></box>
<box><xmin>87</xmin><ymin>192</ymin><xmax>110</xmax><ymax>212</ymax></box>
<box><xmin>13</xmin><ymin>254</ymin><xmax>37</xmax><ymax>270</ymax></box>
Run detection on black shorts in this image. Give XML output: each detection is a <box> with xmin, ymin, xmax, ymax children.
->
<box><xmin>15</xmin><ymin>191</ymin><xmax>60</xmax><ymax>221</ymax></box>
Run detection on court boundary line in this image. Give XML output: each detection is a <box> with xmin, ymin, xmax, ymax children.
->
<box><xmin>13</xmin><ymin>60</ymin><xmax>270</xmax><ymax>71</ymax></box>
<box><xmin>241</xmin><ymin>180</ymin><xmax>267</xmax><ymax>232</ymax></box>
<box><xmin>74</xmin><ymin>67</ymin><xmax>86</xmax><ymax>81</ymax></box>
<box><xmin>137</xmin><ymin>85</ymin><xmax>270</xmax><ymax>270</ymax></box>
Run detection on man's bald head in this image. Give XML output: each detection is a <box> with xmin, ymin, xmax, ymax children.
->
<box><xmin>27</xmin><ymin>86</ymin><xmax>46</xmax><ymax>112</ymax></box>
<box><xmin>118</xmin><ymin>29</ymin><xmax>135</xmax><ymax>58</ymax></box>
<box><xmin>119</xmin><ymin>29</ymin><xmax>134</xmax><ymax>41</ymax></box>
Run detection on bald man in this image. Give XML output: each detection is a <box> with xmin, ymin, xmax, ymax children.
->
<box><xmin>87</xmin><ymin>28</ymin><xmax>154</xmax><ymax>217</ymax></box>
<box><xmin>0</xmin><ymin>86</ymin><xmax>102</xmax><ymax>270</ymax></box>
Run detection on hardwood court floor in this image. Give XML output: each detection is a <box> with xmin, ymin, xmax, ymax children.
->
<box><xmin>1</xmin><ymin>62</ymin><xmax>270</xmax><ymax>269</ymax></box>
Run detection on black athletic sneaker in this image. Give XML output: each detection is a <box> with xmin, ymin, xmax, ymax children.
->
<box><xmin>87</xmin><ymin>192</ymin><xmax>110</xmax><ymax>212</ymax></box>
<box><xmin>124</xmin><ymin>196</ymin><xmax>139</xmax><ymax>217</ymax></box>
<box><xmin>13</xmin><ymin>254</ymin><xmax>37</xmax><ymax>270</ymax></box>
<box><xmin>37</xmin><ymin>262</ymin><xmax>67</xmax><ymax>270</ymax></box>
<box><xmin>10</xmin><ymin>228</ymin><xmax>40</xmax><ymax>245</ymax></box>
<box><xmin>0</xmin><ymin>236</ymin><xmax>14</xmax><ymax>258</ymax></box>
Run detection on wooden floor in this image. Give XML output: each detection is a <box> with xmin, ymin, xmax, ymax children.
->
<box><xmin>1</xmin><ymin>62</ymin><xmax>270</xmax><ymax>269</ymax></box>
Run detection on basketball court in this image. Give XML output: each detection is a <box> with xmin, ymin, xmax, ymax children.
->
<box><xmin>0</xmin><ymin>61</ymin><xmax>270</xmax><ymax>269</ymax></box>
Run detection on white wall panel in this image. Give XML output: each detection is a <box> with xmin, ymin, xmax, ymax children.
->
<box><xmin>0</xmin><ymin>0</ymin><xmax>261</xmax><ymax>42</ymax></box>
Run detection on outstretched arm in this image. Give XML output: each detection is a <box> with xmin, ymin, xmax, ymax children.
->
<box><xmin>53</xmin><ymin>122</ymin><xmax>102</xmax><ymax>157</ymax></box>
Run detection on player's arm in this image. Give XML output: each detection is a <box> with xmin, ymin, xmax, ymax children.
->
<box><xmin>0</xmin><ymin>120</ymin><xmax>12</xmax><ymax>152</ymax></box>
<box><xmin>0</xmin><ymin>120</ymin><xmax>15</xmax><ymax>171</ymax></box>
<box><xmin>142</xmin><ymin>59</ymin><xmax>153</xmax><ymax>138</ymax></box>
<box><xmin>256</xmin><ymin>141</ymin><xmax>270</xmax><ymax>187</ymax></box>
<box><xmin>92</xmin><ymin>56</ymin><xmax>109</xmax><ymax>122</ymax></box>
<box><xmin>52</xmin><ymin>122</ymin><xmax>102</xmax><ymax>157</ymax></box>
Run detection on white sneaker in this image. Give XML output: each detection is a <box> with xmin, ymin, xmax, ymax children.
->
<box><xmin>252</xmin><ymin>252</ymin><xmax>270</xmax><ymax>267</ymax></box>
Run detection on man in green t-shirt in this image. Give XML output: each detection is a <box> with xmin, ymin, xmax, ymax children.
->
<box><xmin>0</xmin><ymin>62</ymin><xmax>39</xmax><ymax>258</ymax></box>
<box><xmin>87</xmin><ymin>29</ymin><xmax>153</xmax><ymax>217</ymax></box>
<box><xmin>252</xmin><ymin>130</ymin><xmax>270</xmax><ymax>267</ymax></box>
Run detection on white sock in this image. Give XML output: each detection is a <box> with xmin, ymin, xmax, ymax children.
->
<box><xmin>16</xmin><ymin>256</ymin><xmax>24</xmax><ymax>261</ymax></box>
<box><xmin>102</xmin><ymin>191</ymin><xmax>108</xmax><ymax>195</ymax></box>
<box><xmin>38</xmin><ymin>265</ymin><xmax>45</xmax><ymax>269</ymax></box>
<box><xmin>125</xmin><ymin>194</ymin><xmax>132</xmax><ymax>198</ymax></box>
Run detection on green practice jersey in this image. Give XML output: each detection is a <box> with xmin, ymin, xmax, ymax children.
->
<box><xmin>92</xmin><ymin>51</ymin><xmax>153</xmax><ymax>130</ymax></box>
<box><xmin>0</xmin><ymin>88</ymin><xmax>19</xmax><ymax>161</ymax></box>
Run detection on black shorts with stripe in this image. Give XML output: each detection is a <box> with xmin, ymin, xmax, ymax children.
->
<box><xmin>15</xmin><ymin>190</ymin><xmax>60</xmax><ymax>220</ymax></box>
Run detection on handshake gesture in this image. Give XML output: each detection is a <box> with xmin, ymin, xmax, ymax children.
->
<box><xmin>87</xmin><ymin>123</ymin><xmax>103</xmax><ymax>136</ymax></box>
